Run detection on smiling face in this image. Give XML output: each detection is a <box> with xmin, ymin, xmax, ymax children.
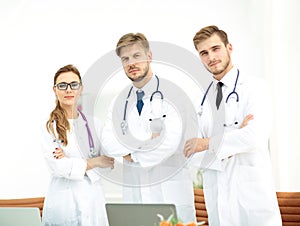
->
<box><xmin>119</xmin><ymin>42</ymin><xmax>153</xmax><ymax>88</ymax></box>
<box><xmin>196</xmin><ymin>34</ymin><xmax>233</xmax><ymax>80</ymax></box>
<box><xmin>53</xmin><ymin>71</ymin><xmax>82</xmax><ymax>109</ymax></box>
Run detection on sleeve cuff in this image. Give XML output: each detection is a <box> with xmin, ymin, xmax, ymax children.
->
<box><xmin>86</xmin><ymin>169</ymin><xmax>101</xmax><ymax>184</ymax></box>
<box><xmin>69</xmin><ymin>158</ymin><xmax>87</xmax><ymax>180</ymax></box>
<box><xmin>130</xmin><ymin>152</ymin><xmax>139</xmax><ymax>163</ymax></box>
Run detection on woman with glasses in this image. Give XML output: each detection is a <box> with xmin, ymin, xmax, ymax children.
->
<box><xmin>41</xmin><ymin>64</ymin><xmax>114</xmax><ymax>226</ymax></box>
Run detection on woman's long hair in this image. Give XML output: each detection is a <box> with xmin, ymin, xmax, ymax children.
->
<box><xmin>46</xmin><ymin>64</ymin><xmax>81</xmax><ymax>146</ymax></box>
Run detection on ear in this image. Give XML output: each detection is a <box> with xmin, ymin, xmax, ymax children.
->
<box><xmin>53</xmin><ymin>86</ymin><xmax>57</xmax><ymax>95</ymax></box>
<box><xmin>227</xmin><ymin>43</ymin><xmax>233</xmax><ymax>52</ymax></box>
<box><xmin>79</xmin><ymin>85</ymin><xmax>83</xmax><ymax>95</ymax></box>
<box><xmin>147</xmin><ymin>51</ymin><xmax>153</xmax><ymax>62</ymax></box>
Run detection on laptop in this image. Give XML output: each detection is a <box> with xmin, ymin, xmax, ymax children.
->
<box><xmin>0</xmin><ymin>207</ymin><xmax>42</xmax><ymax>226</ymax></box>
<box><xmin>106</xmin><ymin>203</ymin><xmax>177</xmax><ymax>226</ymax></box>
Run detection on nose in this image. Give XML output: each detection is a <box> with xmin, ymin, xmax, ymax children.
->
<box><xmin>207</xmin><ymin>52</ymin><xmax>216</xmax><ymax>62</ymax></box>
<box><xmin>66</xmin><ymin>84</ymin><xmax>72</xmax><ymax>92</ymax></box>
<box><xmin>127</xmin><ymin>58</ymin><xmax>137</xmax><ymax>67</ymax></box>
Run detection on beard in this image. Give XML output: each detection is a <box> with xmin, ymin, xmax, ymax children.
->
<box><xmin>127</xmin><ymin>64</ymin><xmax>150</xmax><ymax>82</ymax></box>
<box><xmin>205</xmin><ymin>51</ymin><xmax>231</xmax><ymax>76</ymax></box>
<box><xmin>208</xmin><ymin>60</ymin><xmax>230</xmax><ymax>76</ymax></box>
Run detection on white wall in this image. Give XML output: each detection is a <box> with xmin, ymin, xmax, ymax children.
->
<box><xmin>267</xmin><ymin>0</ymin><xmax>300</xmax><ymax>191</ymax></box>
<box><xmin>0</xmin><ymin>0</ymin><xmax>299</xmax><ymax>199</ymax></box>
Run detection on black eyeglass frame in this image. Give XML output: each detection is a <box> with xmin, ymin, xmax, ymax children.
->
<box><xmin>54</xmin><ymin>82</ymin><xmax>82</xmax><ymax>90</ymax></box>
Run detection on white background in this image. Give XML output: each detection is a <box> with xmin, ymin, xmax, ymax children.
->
<box><xmin>0</xmin><ymin>0</ymin><xmax>299</xmax><ymax>199</ymax></box>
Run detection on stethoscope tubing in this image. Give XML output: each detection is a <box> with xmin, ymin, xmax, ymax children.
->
<box><xmin>52</xmin><ymin>109</ymin><xmax>96</xmax><ymax>156</ymax></box>
<box><xmin>123</xmin><ymin>75</ymin><xmax>163</xmax><ymax>122</ymax></box>
<box><xmin>225</xmin><ymin>69</ymin><xmax>239</xmax><ymax>103</ymax></box>
<box><xmin>201</xmin><ymin>69</ymin><xmax>240</xmax><ymax>108</ymax></box>
<box><xmin>78</xmin><ymin>108</ymin><xmax>95</xmax><ymax>152</ymax></box>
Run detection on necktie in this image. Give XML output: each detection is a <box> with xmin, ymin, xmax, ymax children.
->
<box><xmin>216</xmin><ymin>82</ymin><xmax>223</xmax><ymax>110</ymax></box>
<box><xmin>136</xmin><ymin>90</ymin><xmax>144</xmax><ymax>116</ymax></box>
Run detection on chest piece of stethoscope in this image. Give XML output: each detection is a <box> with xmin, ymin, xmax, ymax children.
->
<box><xmin>121</xmin><ymin>120</ymin><xmax>128</xmax><ymax>135</ymax></box>
<box><xmin>198</xmin><ymin>107</ymin><xmax>204</xmax><ymax>117</ymax></box>
<box><xmin>89</xmin><ymin>148</ymin><xmax>98</xmax><ymax>158</ymax></box>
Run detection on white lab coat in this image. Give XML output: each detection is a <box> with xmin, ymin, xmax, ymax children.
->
<box><xmin>101</xmin><ymin>75</ymin><xmax>196</xmax><ymax>223</ymax></box>
<box><xmin>192</xmin><ymin>67</ymin><xmax>282</xmax><ymax>226</ymax></box>
<box><xmin>40</xmin><ymin>114</ymin><xmax>109</xmax><ymax>226</ymax></box>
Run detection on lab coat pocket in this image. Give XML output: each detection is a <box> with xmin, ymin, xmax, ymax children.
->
<box><xmin>161</xmin><ymin>171</ymin><xmax>194</xmax><ymax>206</ymax></box>
<box><xmin>44</xmin><ymin>188</ymin><xmax>77</xmax><ymax>224</ymax></box>
<box><xmin>237</xmin><ymin>165</ymin><xmax>276</xmax><ymax>212</ymax></box>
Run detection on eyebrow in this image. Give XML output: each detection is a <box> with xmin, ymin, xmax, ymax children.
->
<box><xmin>211</xmin><ymin>44</ymin><xmax>221</xmax><ymax>49</ymax></box>
<box><xmin>121</xmin><ymin>56</ymin><xmax>128</xmax><ymax>61</ymax></box>
<box><xmin>199</xmin><ymin>50</ymin><xmax>207</xmax><ymax>55</ymax></box>
<box><xmin>199</xmin><ymin>44</ymin><xmax>221</xmax><ymax>55</ymax></box>
<box><xmin>121</xmin><ymin>50</ymin><xmax>144</xmax><ymax>58</ymax></box>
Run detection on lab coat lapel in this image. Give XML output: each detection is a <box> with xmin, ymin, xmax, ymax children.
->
<box><xmin>74</xmin><ymin>115</ymin><xmax>90</xmax><ymax>158</ymax></box>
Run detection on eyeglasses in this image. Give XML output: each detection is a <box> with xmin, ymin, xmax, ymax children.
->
<box><xmin>55</xmin><ymin>82</ymin><xmax>81</xmax><ymax>90</ymax></box>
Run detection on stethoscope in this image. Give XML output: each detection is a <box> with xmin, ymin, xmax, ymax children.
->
<box><xmin>120</xmin><ymin>75</ymin><xmax>165</xmax><ymax>135</ymax></box>
<box><xmin>52</xmin><ymin>108</ymin><xmax>97</xmax><ymax>158</ymax></box>
<box><xmin>198</xmin><ymin>69</ymin><xmax>240</xmax><ymax>125</ymax></box>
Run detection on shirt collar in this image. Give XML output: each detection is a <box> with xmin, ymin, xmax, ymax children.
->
<box><xmin>213</xmin><ymin>67</ymin><xmax>239</xmax><ymax>90</ymax></box>
<box><xmin>132</xmin><ymin>74</ymin><xmax>157</xmax><ymax>96</ymax></box>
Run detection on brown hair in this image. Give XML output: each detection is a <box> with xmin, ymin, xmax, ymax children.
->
<box><xmin>115</xmin><ymin>33</ymin><xmax>149</xmax><ymax>56</ymax></box>
<box><xmin>193</xmin><ymin>25</ymin><xmax>229</xmax><ymax>50</ymax></box>
<box><xmin>46</xmin><ymin>64</ymin><xmax>81</xmax><ymax>146</ymax></box>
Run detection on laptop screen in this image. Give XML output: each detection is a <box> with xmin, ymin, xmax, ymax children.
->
<box><xmin>0</xmin><ymin>207</ymin><xmax>42</xmax><ymax>226</ymax></box>
<box><xmin>106</xmin><ymin>203</ymin><xmax>177</xmax><ymax>226</ymax></box>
